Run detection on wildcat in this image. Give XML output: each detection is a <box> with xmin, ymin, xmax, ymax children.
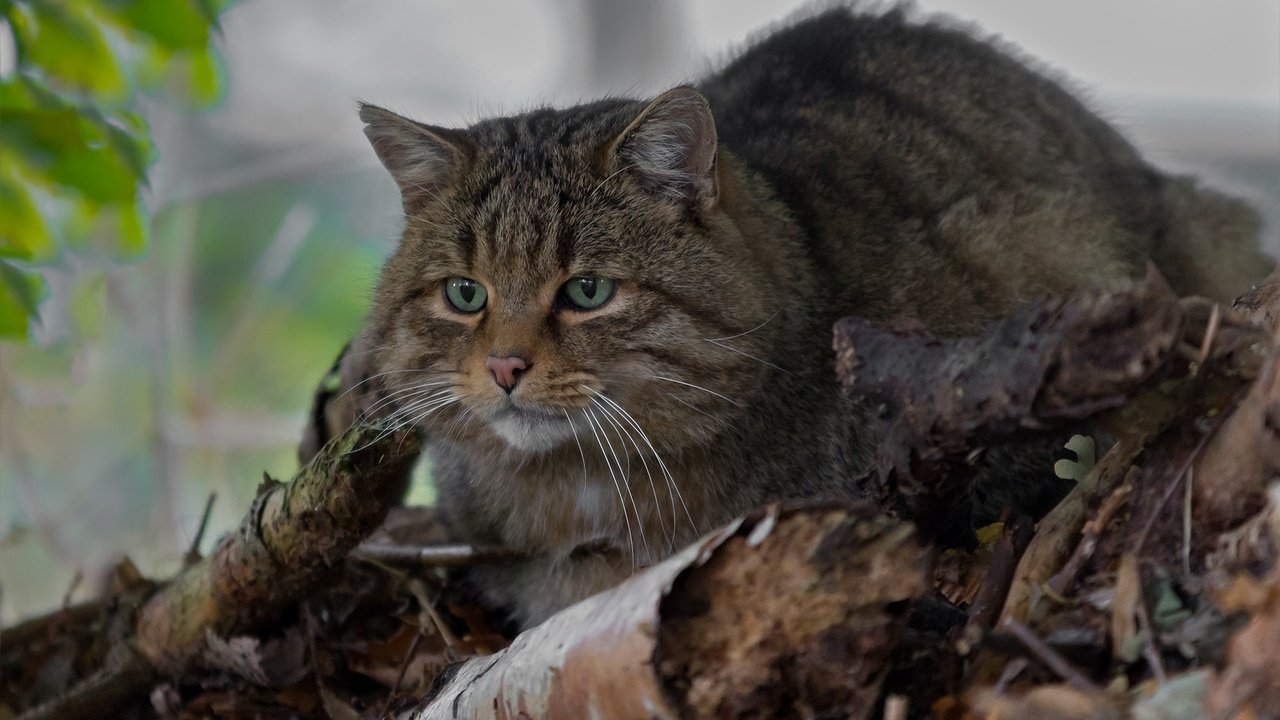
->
<box><xmin>355</xmin><ymin>4</ymin><xmax>1270</xmax><ymax>628</ymax></box>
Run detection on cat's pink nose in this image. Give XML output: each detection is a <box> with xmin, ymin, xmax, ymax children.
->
<box><xmin>485</xmin><ymin>355</ymin><xmax>529</xmax><ymax>393</ymax></box>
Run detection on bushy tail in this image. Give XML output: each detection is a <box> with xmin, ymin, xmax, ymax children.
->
<box><xmin>1155</xmin><ymin>176</ymin><xmax>1273</xmax><ymax>302</ymax></box>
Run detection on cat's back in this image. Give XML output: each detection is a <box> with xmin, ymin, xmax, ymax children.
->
<box><xmin>698</xmin><ymin>6</ymin><xmax>1195</xmax><ymax>333</ymax></box>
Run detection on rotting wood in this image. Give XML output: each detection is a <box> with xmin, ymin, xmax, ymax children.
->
<box><xmin>9</xmin><ymin>274</ymin><xmax>1280</xmax><ymax>720</ymax></box>
<box><xmin>13</xmin><ymin>423</ymin><xmax>421</xmax><ymax>720</ymax></box>
<box><xmin>401</xmin><ymin>504</ymin><xmax>931</xmax><ymax>720</ymax></box>
<box><xmin>135</xmin><ymin>425</ymin><xmax>421</xmax><ymax>673</ymax></box>
<box><xmin>1191</xmin><ymin>346</ymin><xmax>1280</xmax><ymax>533</ymax></box>
<box><xmin>833</xmin><ymin>274</ymin><xmax>1185</xmax><ymax>544</ymax></box>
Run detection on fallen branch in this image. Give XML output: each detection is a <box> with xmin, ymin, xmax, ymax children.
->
<box><xmin>834</xmin><ymin>274</ymin><xmax>1184</xmax><ymax>542</ymax></box>
<box><xmin>17</xmin><ymin>424</ymin><xmax>422</xmax><ymax>720</ymax></box>
<box><xmin>402</xmin><ymin>504</ymin><xmax>931</xmax><ymax>720</ymax></box>
<box><xmin>136</xmin><ymin>425</ymin><xmax>422</xmax><ymax>672</ymax></box>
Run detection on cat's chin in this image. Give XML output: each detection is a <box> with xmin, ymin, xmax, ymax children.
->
<box><xmin>489</xmin><ymin>410</ymin><xmax>577</xmax><ymax>453</ymax></box>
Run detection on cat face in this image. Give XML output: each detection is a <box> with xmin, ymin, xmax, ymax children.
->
<box><xmin>360</xmin><ymin>88</ymin><xmax>777</xmax><ymax>456</ymax></box>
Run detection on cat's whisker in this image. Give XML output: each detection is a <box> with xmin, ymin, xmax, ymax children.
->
<box><xmin>440</xmin><ymin>404</ymin><xmax>476</xmax><ymax>444</ymax></box>
<box><xmin>357</xmin><ymin>383</ymin><xmax>455</xmax><ymax>422</ymax></box>
<box><xmin>330</xmin><ymin>368</ymin><xmax>445</xmax><ymax>405</ymax></box>
<box><xmin>397</xmin><ymin>396</ymin><xmax>461</xmax><ymax>433</ymax></box>
<box><xmin>375</xmin><ymin>391</ymin><xmax>458</xmax><ymax>433</ymax></box>
<box><xmin>580</xmin><ymin>406</ymin><xmax>637</xmax><ymax>567</ymax></box>
<box><xmin>649</xmin><ymin>375</ymin><xmax>741</xmax><ymax>407</ymax></box>
<box><xmin>703</xmin><ymin>308</ymin><xmax>782</xmax><ymax>342</ymax></box>
<box><xmin>588</xmin><ymin>393</ymin><xmax>672</xmax><ymax>549</ymax></box>
<box><xmin>563</xmin><ymin>408</ymin><xmax>618</xmax><ymax>543</ymax></box>
<box><xmin>665</xmin><ymin>392</ymin><xmax>717</xmax><ymax>421</ymax></box>
<box><xmin>703</xmin><ymin>338</ymin><xmax>791</xmax><ymax>374</ymax></box>
<box><xmin>347</xmin><ymin>396</ymin><xmax>459</xmax><ymax>454</ymax></box>
<box><xmin>587</xmin><ymin>388</ymin><xmax>699</xmax><ymax>542</ymax></box>
<box><xmin>586</xmin><ymin>403</ymin><xmax>648</xmax><ymax>560</ymax></box>
<box><xmin>361</xmin><ymin>385</ymin><xmax>455</xmax><ymax>426</ymax></box>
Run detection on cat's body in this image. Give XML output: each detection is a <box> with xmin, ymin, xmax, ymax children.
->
<box><xmin>358</xmin><ymin>6</ymin><xmax>1270</xmax><ymax>628</ymax></box>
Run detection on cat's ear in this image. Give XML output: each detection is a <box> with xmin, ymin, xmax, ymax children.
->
<box><xmin>359</xmin><ymin>103</ymin><xmax>470</xmax><ymax>209</ymax></box>
<box><xmin>610</xmin><ymin>86</ymin><xmax>718</xmax><ymax>205</ymax></box>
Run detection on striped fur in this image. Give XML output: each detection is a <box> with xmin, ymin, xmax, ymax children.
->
<box><xmin>359</xmin><ymin>5</ymin><xmax>1271</xmax><ymax>628</ymax></box>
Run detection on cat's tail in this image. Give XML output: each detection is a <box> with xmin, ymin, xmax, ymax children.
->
<box><xmin>1154</xmin><ymin>176</ymin><xmax>1274</xmax><ymax>302</ymax></box>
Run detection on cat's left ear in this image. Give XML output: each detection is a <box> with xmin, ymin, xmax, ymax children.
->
<box><xmin>610</xmin><ymin>86</ymin><xmax>718</xmax><ymax>206</ymax></box>
<box><xmin>359</xmin><ymin>103</ymin><xmax>471</xmax><ymax>211</ymax></box>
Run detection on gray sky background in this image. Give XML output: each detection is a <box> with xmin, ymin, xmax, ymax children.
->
<box><xmin>201</xmin><ymin>0</ymin><xmax>1279</xmax><ymax>158</ymax></box>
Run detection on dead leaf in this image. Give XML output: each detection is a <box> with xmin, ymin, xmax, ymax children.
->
<box><xmin>1112</xmin><ymin>554</ymin><xmax>1141</xmax><ymax>662</ymax></box>
<box><xmin>202</xmin><ymin>632</ymin><xmax>271</xmax><ymax>685</ymax></box>
<box><xmin>967</xmin><ymin>684</ymin><xmax>1122</xmax><ymax>720</ymax></box>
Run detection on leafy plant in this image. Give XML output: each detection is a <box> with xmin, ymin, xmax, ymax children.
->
<box><xmin>0</xmin><ymin>0</ymin><xmax>229</xmax><ymax>340</ymax></box>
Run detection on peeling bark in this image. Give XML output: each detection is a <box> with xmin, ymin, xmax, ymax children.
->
<box><xmin>833</xmin><ymin>276</ymin><xmax>1184</xmax><ymax>542</ymax></box>
<box><xmin>403</xmin><ymin>505</ymin><xmax>931</xmax><ymax>720</ymax></box>
<box><xmin>136</xmin><ymin>425</ymin><xmax>422</xmax><ymax>674</ymax></box>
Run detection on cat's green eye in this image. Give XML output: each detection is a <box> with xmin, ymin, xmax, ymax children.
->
<box><xmin>444</xmin><ymin>277</ymin><xmax>488</xmax><ymax>313</ymax></box>
<box><xmin>561</xmin><ymin>277</ymin><xmax>616</xmax><ymax>310</ymax></box>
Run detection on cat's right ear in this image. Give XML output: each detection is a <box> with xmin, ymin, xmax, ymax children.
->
<box><xmin>359</xmin><ymin>103</ymin><xmax>470</xmax><ymax>210</ymax></box>
<box><xmin>608</xmin><ymin>86</ymin><xmax>719</xmax><ymax>208</ymax></box>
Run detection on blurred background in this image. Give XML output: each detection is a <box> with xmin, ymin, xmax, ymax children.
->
<box><xmin>2</xmin><ymin>0</ymin><xmax>1277</xmax><ymax>622</ymax></box>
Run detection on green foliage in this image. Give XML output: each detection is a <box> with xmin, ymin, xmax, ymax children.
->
<box><xmin>0</xmin><ymin>0</ymin><xmax>229</xmax><ymax>340</ymax></box>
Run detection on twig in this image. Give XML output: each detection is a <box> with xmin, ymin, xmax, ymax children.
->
<box><xmin>1046</xmin><ymin>482</ymin><xmax>1132</xmax><ymax>597</ymax></box>
<box><xmin>1182</xmin><ymin>467</ymin><xmax>1194</xmax><ymax>577</ymax></box>
<box><xmin>1001</xmin><ymin>617</ymin><xmax>1100</xmax><ymax>694</ymax></box>
<box><xmin>966</xmin><ymin>515</ymin><xmax>1034</xmax><ymax>630</ymax></box>
<box><xmin>183</xmin><ymin>493</ymin><xmax>217</xmax><ymax>567</ymax></box>
<box><xmin>61</xmin><ymin>571</ymin><xmax>84</xmax><ymax>610</ymax></box>
<box><xmin>15</xmin><ymin>646</ymin><xmax>155</xmax><ymax>720</ymax></box>
<box><xmin>1134</xmin><ymin>582</ymin><xmax>1168</xmax><ymax>684</ymax></box>
<box><xmin>352</xmin><ymin>543</ymin><xmax>526</xmax><ymax>568</ymax></box>
<box><xmin>301</xmin><ymin>603</ymin><xmax>332</xmax><ymax>710</ymax></box>
<box><xmin>1133</xmin><ymin>415</ymin><xmax>1225</xmax><ymax>556</ymax></box>
<box><xmin>994</xmin><ymin>657</ymin><xmax>1028</xmax><ymax>694</ymax></box>
<box><xmin>1195</xmin><ymin>302</ymin><xmax>1222</xmax><ymax>370</ymax></box>
<box><xmin>381</xmin><ymin>628</ymin><xmax>426</xmax><ymax>718</ymax></box>
<box><xmin>408</xmin><ymin>579</ymin><xmax>461</xmax><ymax>652</ymax></box>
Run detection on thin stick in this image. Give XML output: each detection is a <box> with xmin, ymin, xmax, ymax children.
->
<box><xmin>1133</xmin><ymin>412</ymin><xmax>1227</xmax><ymax>555</ymax></box>
<box><xmin>1195</xmin><ymin>302</ymin><xmax>1222</xmax><ymax>370</ymax></box>
<box><xmin>1047</xmin><ymin>482</ymin><xmax>1132</xmax><ymax>596</ymax></box>
<box><xmin>1134</xmin><ymin>583</ymin><xmax>1168</xmax><ymax>684</ymax></box>
<box><xmin>1001</xmin><ymin>617</ymin><xmax>1101</xmax><ymax>694</ymax></box>
<box><xmin>61</xmin><ymin>571</ymin><xmax>84</xmax><ymax>610</ymax></box>
<box><xmin>352</xmin><ymin>543</ymin><xmax>525</xmax><ymax>568</ymax></box>
<box><xmin>380</xmin><ymin>629</ymin><xmax>425</xmax><ymax>717</ymax></box>
<box><xmin>1182</xmin><ymin>468</ymin><xmax>1194</xmax><ymax>577</ymax></box>
<box><xmin>184</xmin><ymin>493</ymin><xmax>217</xmax><ymax>567</ymax></box>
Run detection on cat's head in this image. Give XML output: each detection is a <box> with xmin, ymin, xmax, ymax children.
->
<box><xmin>359</xmin><ymin>87</ymin><xmax>780</xmax><ymax>455</ymax></box>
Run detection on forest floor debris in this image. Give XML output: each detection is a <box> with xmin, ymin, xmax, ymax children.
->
<box><xmin>3</xmin><ymin>269</ymin><xmax>1279</xmax><ymax>719</ymax></box>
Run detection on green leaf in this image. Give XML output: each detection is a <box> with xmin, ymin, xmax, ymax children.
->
<box><xmin>0</xmin><ymin>260</ymin><xmax>46</xmax><ymax>340</ymax></box>
<box><xmin>101</xmin><ymin>0</ymin><xmax>214</xmax><ymax>50</ymax></box>
<box><xmin>180</xmin><ymin>47</ymin><xmax>224</xmax><ymax>106</ymax></box>
<box><xmin>0</xmin><ymin>172</ymin><xmax>56</xmax><ymax>261</ymax></box>
<box><xmin>110</xmin><ymin>198</ymin><xmax>149</xmax><ymax>258</ymax></box>
<box><xmin>8</xmin><ymin>2</ymin><xmax>129</xmax><ymax>102</ymax></box>
<box><xmin>1</xmin><ymin>107</ymin><xmax>142</xmax><ymax>203</ymax></box>
<box><xmin>1053</xmin><ymin>434</ymin><xmax>1097</xmax><ymax>481</ymax></box>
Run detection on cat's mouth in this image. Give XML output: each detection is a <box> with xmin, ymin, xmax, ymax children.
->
<box><xmin>488</xmin><ymin>404</ymin><xmax>577</xmax><ymax>453</ymax></box>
